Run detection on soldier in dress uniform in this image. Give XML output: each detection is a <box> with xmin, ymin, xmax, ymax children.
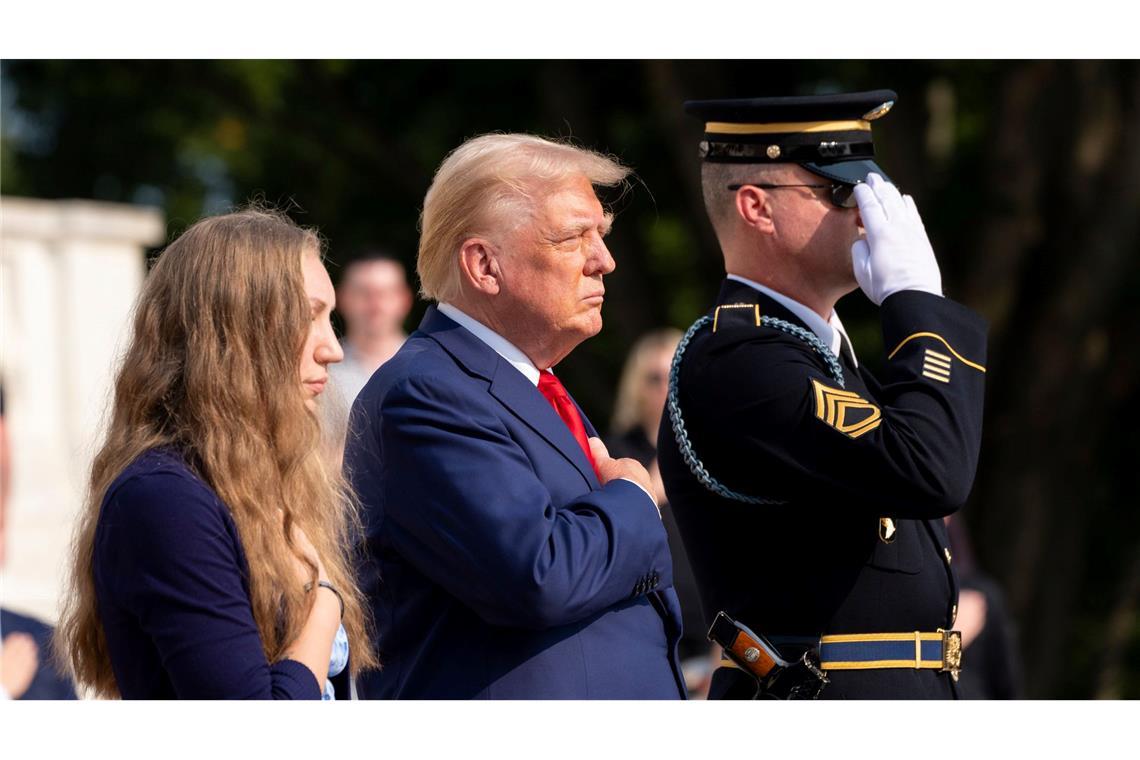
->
<box><xmin>657</xmin><ymin>90</ymin><xmax>989</xmax><ymax>699</ymax></box>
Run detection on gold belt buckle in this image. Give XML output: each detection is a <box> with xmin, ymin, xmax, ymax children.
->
<box><xmin>939</xmin><ymin>629</ymin><xmax>962</xmax><ymax>682</ymax></box>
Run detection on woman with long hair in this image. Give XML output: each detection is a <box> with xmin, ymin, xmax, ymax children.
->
<box><xmin>608</xmin><ymin>328</ymin><xmax>682</xmax><ymax>474</ymax></box>
<box><xmin>55</xmin><ymin>208</ymin><xmax>376</xmax><ymax>699</ymax></box>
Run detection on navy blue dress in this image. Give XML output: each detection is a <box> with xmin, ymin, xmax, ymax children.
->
<box><xmin>93</xmin><ymin>448</ymin><xmax>322</xmax><ymax>699</ymax></box>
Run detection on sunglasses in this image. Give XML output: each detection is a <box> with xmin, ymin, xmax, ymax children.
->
<box><xmin>726</xmin><ymin>182</ymin><xmax>859</xmax><ymax>209</ymax></box>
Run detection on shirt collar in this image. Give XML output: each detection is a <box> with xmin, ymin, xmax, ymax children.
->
<box><xmin>725</xmin><ymin>274</ymin><xmax>858</xmax><ymax>367</ymax></box>
<box><xmin>437</xmin><ymin>303</ymin><xmax>542</xmax><ymax>385</ymax></box>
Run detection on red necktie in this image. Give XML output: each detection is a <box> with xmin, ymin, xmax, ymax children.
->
<box><xmin>537</xmin><ymin>372</ymin><xmax>600</xmax><ymax>479</ymax></box>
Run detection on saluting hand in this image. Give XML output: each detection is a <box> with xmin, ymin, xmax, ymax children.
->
<box><xmin>589</xmin><ymin>437</ymin><xmax>661</xmax><ymax>517</ymax></box>
<box><xmin>851</xmin><ymin>173</ymin><xmax>943</xmax><ymax>305</ymax></box>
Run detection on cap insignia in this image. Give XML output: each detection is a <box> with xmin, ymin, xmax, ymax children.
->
<box><xmin>862</xmin><ymin>101</ymin><xmax>894</xmax><ymax>121</ymax></box>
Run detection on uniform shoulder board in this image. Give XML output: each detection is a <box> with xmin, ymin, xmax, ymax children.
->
<box><xmin>711</xmin><ymin>303</ymin><xmax>762</xmax><ymax>333</ymax></box>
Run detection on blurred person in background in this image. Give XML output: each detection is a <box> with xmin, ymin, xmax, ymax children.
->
<box><xmin>944</xmin><ymin>514</ymin><xmax>1022</xmax><ymax>699</ymax></box>
<box><xmin>55</xmin><ymin>209</ymin><xmax>377</xmax><ymax>699</ymax></box>
<box><xmin>322</xmin><ymin>251</ymin><xmax>413</xmax><ymax>467</ymax></box>
<box><xmin>329</xmin><ymin>250</ymin><xmax>413</xmax><ymax>410</ymax></box>
<box><xmin>345</xmin><ymin>133</ymin><xmax>685</xmax><ymax>699</ymax></box>
<box><xmin>0</xmin><ymin>382</ymin><xmax>77</xmax><ymax>700</ymax></box>
<box><xmin>607</xmin><ymin>328</ymin><xmax>716</xmax><ymax>697</ymax></box>
<box><xmin>607</xmin><ymin>329</ymin><xmax>680</xmax><ymax>491</ymax></box>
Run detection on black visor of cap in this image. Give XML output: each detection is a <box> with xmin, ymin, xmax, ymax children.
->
<box><xmin>802</xmin><ymin>158</ymin><xmax>891</xmax><ymax>186</ymax></box>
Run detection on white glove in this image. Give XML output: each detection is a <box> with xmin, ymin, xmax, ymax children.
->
<box><xmin>851</xmin><ymin>173</ymin><xmax>943</xmax><ymax>305</ymax></box>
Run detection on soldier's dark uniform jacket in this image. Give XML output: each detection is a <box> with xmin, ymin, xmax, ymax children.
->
<box><xmin>657</xmin><ymin>278</ymin><xmax>989</xmax><ymax>699</ymax></box>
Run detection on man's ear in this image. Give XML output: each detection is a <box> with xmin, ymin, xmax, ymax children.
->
<box><xmin>735</xmin><ymin>186</ymin><xmax>776</xmax><ymax>236</ymax></box>
<box><xmin>457</xmin><ymin>238</ymin><xmax>502</xmax><ymax>296</ymax></box>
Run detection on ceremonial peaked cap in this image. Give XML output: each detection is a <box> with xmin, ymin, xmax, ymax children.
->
<box><xmin>684</xmin><ymin>89</ymin><xmax>897</xmax><ymax>185</ymax></box>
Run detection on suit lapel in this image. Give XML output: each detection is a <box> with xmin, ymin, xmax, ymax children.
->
<box><xmin>489</xmin><ymin>363</ymin><xmax>600</xmax><ymax>488</ymax></box>
<box><xmin>420</xmin><ymin>305</ymin><xmax>599</xmax><ymax>489</ymax></box>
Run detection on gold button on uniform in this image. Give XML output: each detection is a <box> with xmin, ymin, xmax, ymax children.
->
<box><xmin>943</xmin><ymin>547</ymin><xmax>952</xmax><ymax>564</ymax></box>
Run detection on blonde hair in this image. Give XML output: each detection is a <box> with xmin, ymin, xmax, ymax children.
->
<box><xmin>55</xmin><ymin>208</ymin><xmax>377</xmax><ymax>697</ymax></box>
<box><xmin>417</xmin><ymin>133</ymin><xmax>630</xmax><ymax>302</ymax></box>
<box><xmin>610</xmin><ymin>328</ymin><xmax>683</xmax><ymax>436</ymax></box>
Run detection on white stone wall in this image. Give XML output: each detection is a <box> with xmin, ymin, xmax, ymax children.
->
<box><xmin>1</xmin><ymin>197</ymin><xmax>164</xmax><ymax>623</ymax></box>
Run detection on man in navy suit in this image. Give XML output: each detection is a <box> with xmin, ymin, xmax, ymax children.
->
<box><xmin>345</xmin><ymin>133</ymin><xmax>685</xmax><ymax>699</ymax></box>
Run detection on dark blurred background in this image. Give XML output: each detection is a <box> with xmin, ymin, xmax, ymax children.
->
<box><xmin>2</xmin><ymin>60</ymin><xmax>1138</xmax><ymax>698</ymax></box>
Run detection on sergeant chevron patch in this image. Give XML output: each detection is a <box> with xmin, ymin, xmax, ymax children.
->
<box><xmin>922</xmin><ymin>348</ymin><xmax>952</xmax><ymax>384</ymax></box>
<box><xmin>810</xmin><ymin>379</ymin><xmax>882</xmax><ymax>438</ymax></box>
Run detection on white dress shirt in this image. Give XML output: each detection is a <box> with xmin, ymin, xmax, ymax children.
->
<box><xmin>726</xmin><ymin>274</ymin><xmax>859</xmax><ymax>368</ymax></box>
<box><xmin>438</xmin><ymin>303</ymin><xmax>542</xmax><ymax>384</ymax></box>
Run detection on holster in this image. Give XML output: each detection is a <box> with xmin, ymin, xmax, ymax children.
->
<box><xmin>708</xmin><ymin>611</ymin><xmax>829</xmax><ymax>700</ymax></box>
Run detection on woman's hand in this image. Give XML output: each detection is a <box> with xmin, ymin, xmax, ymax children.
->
<box><xmin>278</xmin><ymin>509</ymin><xmax>340</xmax><ymax>692</ymax></box>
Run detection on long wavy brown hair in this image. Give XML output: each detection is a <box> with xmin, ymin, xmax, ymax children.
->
<box><xmin>55</xmin><ymin>208</ymin><xmax>377</xmax><ymax>697</ymax></box>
